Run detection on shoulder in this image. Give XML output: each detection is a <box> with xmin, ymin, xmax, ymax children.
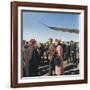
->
<box><xmin>57</xmin><ymin>45</ymin><xmax>63</xmax><ymax>50</ymax></box>
<box><xmin>57</xmin><ymin>45</ymin><xmax>61</xmax><ymax>49</ymax></box>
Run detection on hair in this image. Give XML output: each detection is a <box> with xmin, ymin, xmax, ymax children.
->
<box><xmin>29</xmin><ymin>39</ymin><xmax>36</xmax><ymax>46</ymax></box>
<box><xmin>71</xmin><ymin>40</ymin><xmax>73</xmax><ymax>42</ymax></box>
<box><xmin>26</xmin><ymin>41</ymin><xmax>28</xmax><ymax>45</ymax></box>
<box><xmin>48</xmin><ymin>38</ymin><xmax>53</xmax><ymax>42</ymax></box>
<box><xmin>55</xmin><ymin>39</ymin><xmax>61</xmax><ymax>45</ymax></box>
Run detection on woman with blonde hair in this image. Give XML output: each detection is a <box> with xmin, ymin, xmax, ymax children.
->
<box><xmin>54</xmin><ymin>38</ymin><xmax>64</xmax><ymax>75</ymax></box>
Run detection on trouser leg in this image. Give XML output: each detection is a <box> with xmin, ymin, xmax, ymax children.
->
<box><xmin>49</xmin><ymin>61</ymin><xmax>52</xmax><ymax>75</ymax></box>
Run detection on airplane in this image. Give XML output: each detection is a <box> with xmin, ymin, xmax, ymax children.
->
<box><xmin>39</xmin><ymin>21</ymin><xmax>79</xmax><ymax>34</ymax></box>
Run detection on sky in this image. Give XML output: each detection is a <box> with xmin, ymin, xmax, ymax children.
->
<box><xmin>22</xmin><ymin>11</ymin><xmax>80</xmax><ymax>43</ymax></box>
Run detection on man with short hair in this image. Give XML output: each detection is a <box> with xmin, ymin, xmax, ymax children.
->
<box><xmin>48</xmin><ymin>38</ymin><xmax>55</xmax><ymax>75</ymax></box>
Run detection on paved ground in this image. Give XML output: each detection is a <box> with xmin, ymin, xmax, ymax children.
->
<box><xmin>38</xmin><ymin>59</ymin><xmax>79</xmax><ymax>76</ymax></box>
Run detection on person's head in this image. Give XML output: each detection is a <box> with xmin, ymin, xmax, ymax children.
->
<box><xmin>48</xmin><ymin>38</ymin><xmax>53</xmax><ymax>45</ymax></box>
<box><xmin>29</xmin><ymin>39</ymin><xmax>37</xmax><ymax>48</ymax></box>
<box><xmin>67</xmin><ymin>42</ymin><xmax>70</xmax><ymax>45</ymax></box>
<box><xmin>26</xmin><ymin>41</ymin><xmax>29</xmax><ymax>45</ymax></box>
<box><xmin>70</xmin><ymin>40</ymin><xmax>73</xmax><ymax>44</ymax></box>
<box><xmin>55</xmin><ymin>38</ymin><xmax>61</xmax><ymax>46</ymax></box>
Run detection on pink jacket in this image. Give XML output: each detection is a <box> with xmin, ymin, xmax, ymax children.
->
<box><xmin>55</xmin><ymin>45</ymin><xmax>64</xmax><ymax>75</ymax></box>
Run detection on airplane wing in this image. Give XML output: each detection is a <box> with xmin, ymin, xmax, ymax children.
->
<box><xmin>39</xmin><ymin>21</ymin><xmax>79</xmax><ymax>34</ymax></box>
<box><xmin>48</xmin><ymin>26</ymin><xmax>79</xmax><ymax>33</ymax></box>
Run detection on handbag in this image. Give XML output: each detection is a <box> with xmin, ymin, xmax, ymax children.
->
<box><xmin>53</xmin><ymin>56</ymin><xmax>61</xmax><ymax>66</ymax></box>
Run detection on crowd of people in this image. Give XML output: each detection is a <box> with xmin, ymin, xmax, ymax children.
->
<box><xmin>63</xmin><ymin>41</ymin><xmax>79</xmax><ymax>65</ymax></box>
<box><xmin>22</xmin><ymin>38</ymin><xmax>79</xmax><ymax>77</ymax></box>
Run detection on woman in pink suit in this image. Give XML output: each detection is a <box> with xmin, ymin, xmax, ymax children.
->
<box><xmin>55</xmin><ymin>39</ymin><xmax>64</xmax><ymax>75</ymax></box>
